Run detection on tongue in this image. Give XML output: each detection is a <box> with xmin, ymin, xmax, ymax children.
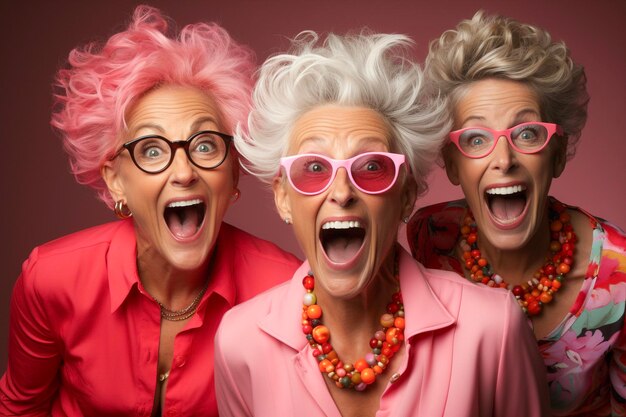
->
<box><xmin>325</xmin><ymin>237</ymin><xmax>362</xmax><ymax>264</ymax></box>
<box><xmin>166</xmin><ymin>208</ymin><xmax>199</xmax><ymax>239</ymax></box>
<box><xmin>489</xmin><ymin>195</ymin><xmax>525</xmax><ymax>221</ymax></box>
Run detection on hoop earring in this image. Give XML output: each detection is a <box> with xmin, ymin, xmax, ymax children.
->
<box><xmin>231</xmin><ymin>189</ymin><xmax>241</xmax><ymax>203</ymax></box>
<box><xmin>114</xmin><ymin>200</ymin><xmax>133</xmax><ymax>219</ymax></box>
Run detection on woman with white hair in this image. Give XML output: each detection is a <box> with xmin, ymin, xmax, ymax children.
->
<box><xmin>214</xmin><ymin>31</ymin><xmax>550</xmax><ymax>416</ymax></box>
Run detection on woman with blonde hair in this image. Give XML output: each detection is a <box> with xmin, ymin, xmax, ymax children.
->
<box><xmin>407</xmin><ymin>11</ymin><xmax>626</xmax><ymax>416</ymax></box>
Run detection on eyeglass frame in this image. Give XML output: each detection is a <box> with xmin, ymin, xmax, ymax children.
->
<box><xmin>279</xmin><ymin>152</ymin><xmax>406</xmax><ymax>196</ymax></box>
<box><xmin>109</xmin><ymin>130</ymin><xmax>233</xmax><ymax>174</ymax></box>
<box><xmin>448</xmin><ymin>121</ymin><xmax>564</xmax><ymax>159</ymax></box>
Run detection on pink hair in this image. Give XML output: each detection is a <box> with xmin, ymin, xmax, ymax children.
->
<box><xmin>51</xmin><ymin>5</ymin><xmax>256</xmax><ymax>207</ymax></box>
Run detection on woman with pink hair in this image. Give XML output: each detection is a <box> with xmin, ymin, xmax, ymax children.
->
<box><xmin>0</xmin><ymin>5</ymin><xmax>299</xmax><ymax>416</ymax></box>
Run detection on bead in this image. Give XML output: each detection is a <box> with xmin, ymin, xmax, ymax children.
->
<box><xmin>375</xmin><ymin>330</ymin><xmax>386</xmax><ymax>341</ymax></box>
<box><xmin>365</xmin><ymin>352</ymin><xmax>376</xmax><ymax>366</ymax></box>
<box><xmin>355</xmin><ymin>383</ymin><xmax>367</xmax><ymax>391</ymax></box>
<box><xmin>386</xmin><ymin>328</ymin><xmax>401</xmax><ymax>345</ymax></box>
<box><xmin>351</xmin><ymin>372</ymin><xmax>362</xmax><ymax>385</ymax></box>
<box><xmin>306</xmin><ymin>305</ymin><xmax>322</xmax><ymax>319</ymax></box>
<box><xmin>360</xmin><ymin>368</ymin><xmax>376</xmax><ymax>384</ymax></box>
<box><xmin>336</xmin><ymin>368</ymin><xmax>347</xmax><ymax>378</ymax></box>
<box><xmin>303</xmin><ymin>276</ymin><xmax>315</xmax><ymax>290</ymax></box>
<box><xmin>354</xmin><ymin>358</ymin><xmax>368</xmax><ymax>372</ymax></box>
<box><xmin>303</xmin><ymin>292</ymin><xmax>317</xmax><ymax>306</ymax></box>
<box><xmin>394</xmin><ymin>317</ymin><xmax>405</xmax><ymax>329</ymax></box>
<box><xmin>539</xmin><ymin>292</ymin><xmax>553</xmax><ymax>304</ymax></box>
<box><xmin>302</xmin><ymin>324</ymin><xmax>312</xmax><ymax>334</ymax></box>
<box><xmin>558</xmin><ymin>263</ymin><xmax>571</xmax><ymax>274</ymax></box>
<box><xmin>386</xmin><ymin>302</ymin><xmax>399</xmax><ymax>314</ymax></box>
<box><xmin>312</xmin><ymin>325</ymin><xmax>330</xmax><ymax>344</ymax></box>
<box><xmin>380</xmin><ymin>313</ymin><xmax>395</xmax><ymax>328</ymax></box>
<box><xmin>319</xmin><ymin>359</ymin><xmax>333</xmax><ymax>373</ymax></box>
<box><xmin>340</xmin><ymin>376</ymin><xmax>352</xmax><ymax>388</ymax></box>
<box><xmin>322</xmin><ymin>342</ymin><xmax>333</xmax><ymax>354</ymax></box>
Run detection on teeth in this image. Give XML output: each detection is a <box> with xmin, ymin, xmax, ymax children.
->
<box><xmin>321</xmin><ymin>220</ymin><xmax>362</xmax><ymax>230</ymax></box>
<box><xmin>485</xmin><ymin>185</ymin><xmax>527</xmax><ymax>196</ymax></box>
<box><xmin>167</xmin><ymin>198</ymin><xmax>202</xmax><ymax>208</ymax></box>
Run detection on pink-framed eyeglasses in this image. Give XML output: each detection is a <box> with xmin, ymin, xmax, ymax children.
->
<box><xmin>449</xmin><ymin>121</ymin><xmax>563</xmax><ymax>159</ymax></box>
<box><xmin>279</xmin><ymin>152</ymin><xmax>406</xmax><ymax>195</ymax></box>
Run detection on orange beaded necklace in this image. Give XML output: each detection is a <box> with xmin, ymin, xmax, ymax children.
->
<box><xmin>301</xmin><ymin>268</ymin><xmax>404</xmax><ymax>391</ymax></box>
<box><xmin>459</xmin><ymin>200</ymin><xmax>576</xmax><ymax>317</ymax></box>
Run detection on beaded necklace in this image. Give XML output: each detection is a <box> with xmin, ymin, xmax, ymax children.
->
<box><xmin>459</xmin><ymin>200</ymin><xmax>576</xmax><ymax>317</ymax></box>
<box><xmin>301</xmin><ymin>266</ymin><xmax>404</xmax><ymax>391</ymax></box>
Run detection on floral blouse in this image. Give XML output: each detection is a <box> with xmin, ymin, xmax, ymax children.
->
<box><xmin>407</xmin><ymin>198</ymin><xmax>626</xmax><ymax>416</ymax></box>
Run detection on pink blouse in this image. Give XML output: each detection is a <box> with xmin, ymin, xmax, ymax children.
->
<box><xmin>215</xmin><ymin>249</ymin><xmax>550</xmax><ymax>416</ymax></box>
<box><xmin>0</xmin><ymin>219</ymin><xmax>300</xmax><ymax>417</ymax></box>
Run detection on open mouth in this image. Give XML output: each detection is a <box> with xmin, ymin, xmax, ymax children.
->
<box><xmin>320</xmin><ymin>220</ymin><xmax>366</xmax><ymax>264</ymax></box>
<box><xmin>485</xmin><ymin>185</ymin><xmax>527</xmax><ymax>222</ymax></box>
<box><xmin>164</xmin><ymin>198</ymin><xmax>206</xmax><ymax>239</ymax></box>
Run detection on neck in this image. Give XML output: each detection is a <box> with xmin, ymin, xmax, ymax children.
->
<box><xmin>314</xmin><ymin>255</ymin><xmax>398</xmax><ymax>360</ymax></box>
<box><xmin>476</xmin><ymin>213</ymin><xmax>552</xmax><ymax>286</ymax></box>
<box><xmin>137</xmin><ymin>251</ymin><xmax>211</xmax><ymax>310</ymax></box>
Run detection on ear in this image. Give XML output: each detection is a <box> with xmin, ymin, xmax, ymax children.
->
<box><xmin>272</xmin><ymin>175</ymin><xmax>292</xmax><ymax>222</ymax></box>
<box><xmin>101</xmin><ymin>161</ymin><xmax>127</xmax><ymax>203</ymax></box>
<box><xmin>552</xmin><ymin>136</ymin><xmax>568</xmax><ymax>178</ymax></box>
<box><xmin>442</xmin><ymin>143</ymin><xmax>460</xmax><ymax>185</ymax></box>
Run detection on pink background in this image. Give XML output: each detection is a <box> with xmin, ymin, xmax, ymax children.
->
<box><xmin>0</xmin><ymin>0</ymin><xmax>624</xmax><ymax>373</ymax></box>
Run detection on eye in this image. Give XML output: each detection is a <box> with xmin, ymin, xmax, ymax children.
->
<box><xmin>195</xmin><ymin>141</ymin><xmax>217</xmax><ymax>153</ymax></box>
<box><xmin>136</xmin><ymin>138</ymin><xmax>168</xmax><ymax>159</ymax></box>
<box><xmin>518</xmin><ymin>128</ymin><xmax>538</xmax><ymax>141</ymax></box>
<box><xmin>459</xmin><ymin>131</ymin><xmax>490</xmax><ymax>148</ymax></box>
<box><xmin>306</xmin><ymin>161</ymin><xmax>326</xmax><ymax>173</ymax></box>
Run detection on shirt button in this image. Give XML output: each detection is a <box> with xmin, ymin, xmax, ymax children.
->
<box><xmin>174</xmin><ymin>356</ymin><xmax>186</xmax><ymax>367</ymax></box>
<box><xmin>390</xmin><ymin>372</ymin><xmax>401</xmax><ymax>383</ymax></box>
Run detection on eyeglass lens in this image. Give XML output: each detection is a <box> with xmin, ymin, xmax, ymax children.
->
<box><xmin>287</xmin><ymin>153</ymin><xmax>398</xmax><ymax>194</ymax></box>
<box><xmin>457</xmin><ymin>123</ymin><xmax>550</xmax><ymax>156</ymax></box>
<box><xmin>131</xmin><ymin>133</ymin><xmax>227</xmax><ymax>172</ymax></box>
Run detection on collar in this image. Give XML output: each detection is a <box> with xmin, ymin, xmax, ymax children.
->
<box><xmin>258</xmin><ymin>248</ymin><xmax>457</xmax><ymax>351</ymax></box>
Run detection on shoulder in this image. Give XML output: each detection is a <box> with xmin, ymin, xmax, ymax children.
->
<box><xmin>218</xmin><ymin>223</ymin><xmax>300</xmax><ymax>302</ymax></box>
<box><xmin>32</xmin><ymin>220</ymin><xmax>130</xmax><ymax>260</ymax></box>
<box><xmin>216</xmin><ymin>281</ymin><xmax>291</xmax><ymax>346</ymax></box>
<box><xmin>19</xmin><ymin>220</ymin><xmax>130</xmax><ymax>295</ymax></box>
<box><xmin>422</xmin><ymin>265</ymin><xmax>521</xmax><ymax>332</ymax></box>
<box><xmin>218</xmin><ymin>223</ymin><xmax>300</xmax><ymax>266</ymax></box>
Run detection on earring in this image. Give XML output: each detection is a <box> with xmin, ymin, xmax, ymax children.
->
<box><xmin>231</xmin><ymin>189</ymin><xmax>241</xmax><ymax>203</ymax></box>
<box><xmin>284</xmin><ymin>218</ymin><xmax>291</xmax><ymax>225</ymax></box>
<box><xmin>114</xmin><ymin>200</ymin><xmax>133</xmax><ymax>219</ymax></box>
<box><xmin>402</xmin><ymin>216</ymin><xmax>409</xmax><ymax>224</ymax></box>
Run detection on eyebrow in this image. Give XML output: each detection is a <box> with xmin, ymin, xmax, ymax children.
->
<box><xmin>459</xmin><ymin>109</ymin><xmax>541</xmax><ymax>128</ymax></box>
<box><xmin>130</xmin><ymin>116</ymin><xmax>221</xmax><ymax>138</ymax></box>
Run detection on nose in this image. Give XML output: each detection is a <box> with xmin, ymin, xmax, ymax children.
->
<box><xmin>327</xmin><ymin>167</ymin><xmax>356</xmax><ymax>207</ymax></box>
<box><xmin>489</xmin><ymin>135</ymin><xmax>517</xmax><ymax>173</ymax></box>
<box><xmin>169</xmin><ymin>148</ymin><xmax>198</xmax><ymax>186</ymax></box>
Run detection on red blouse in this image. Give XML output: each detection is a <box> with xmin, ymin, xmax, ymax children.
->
<box><xmin>0</xmin><ymin>219</ymin><xmax>300</xmax><ymax>417</ymax></box>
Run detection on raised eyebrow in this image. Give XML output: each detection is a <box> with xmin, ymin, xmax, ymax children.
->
<box><xmin>190</xmin><ymin>117</ymin><xmax>221</xmax><ymax>133</ymax></box>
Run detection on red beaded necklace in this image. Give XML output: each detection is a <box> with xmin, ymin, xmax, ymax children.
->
<box><xmin>459</xmin><ymin>200</ymin><xmax>576</xmax><ymax>317</ymax></box>
<box><xmin>301</xmin><ymin>270</ymin><xmax>404</xmax><ymax>391</ymax></box>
